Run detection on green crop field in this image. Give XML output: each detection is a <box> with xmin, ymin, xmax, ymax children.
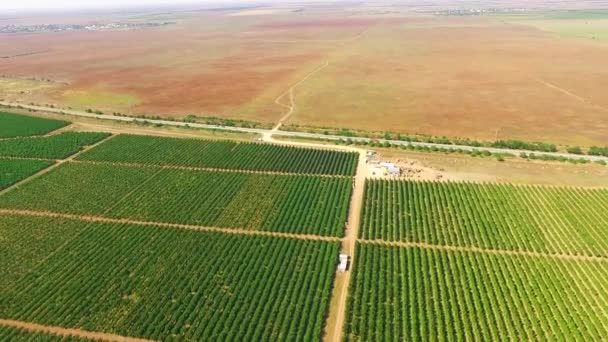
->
<box><xmin>78</xmin><ymin>134</ymin><xmax>358</xmax><ymax>176</ymax></box>
<box><xmin>344</xmin><ymin>244</ymin><xmax>608</xmax><ymax>341</ymax></box>
<box><xmin>495</xmin><ymin>10</ymin><xmax>608</xmax><ymax>42</ymax></box>
<box><xmin>360</xmin><ymin>180</ymin><xmax>608</xmax><ymax>257</ymax></box>
<box><xmin>0</xmin><ymin>112</ymin><xmax>69</xmax><ymax>138</ymax></box>
<box><xmin>0</xmin><ymin>326</ymin><xmax>91</xmax><ymax>341</ymax></box>
<box><xmin>0</xmin><ymin>163</ymin><xmax>161</xmax><ymax>215</ymax></box>
<box><xmin>0</xmin><ymin>218</ymin><xmax>339</xmax><ymax>341</ymax></box>
<box><xmin>0</xmin><ymin>215</ymin><xmax>89</xmax><ymax>290</ymax></box>
<box><xmin>0</xmin><ymin>132</ymin><xmax>110</xmax><ymax>159</ymax></box>
<box><xmin>0</xmin><ymin>159</ymin><xmax>53</xmax><ymax>190</ymax></box>
<box><xmin>0</xmin><ymin>162</ymin><xmax>352</xmax><ymax>236</ymax></box>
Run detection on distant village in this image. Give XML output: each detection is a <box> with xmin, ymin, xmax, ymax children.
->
<box><xmin>433</xmin><ymin>8</ymin><xmax>529</xmax><ymax>16</ymax></box>
<box><xmin>0</xmin><ymin>22</ymin><xmax>173</xmax><ymax>34</ymax></box>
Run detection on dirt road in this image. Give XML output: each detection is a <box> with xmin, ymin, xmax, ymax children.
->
<box><xmin>262</xmin><ymin>128</ymin><xmax>368</xmax><ymax>342</ymax></box>
<box><xmin>260</xmin><ymin>55</ymin><xmax>368</xmax><ymax>339</ymax></box>
<box><xmin>0</xmin><ymin>319</ymin><xmax>153</xmax><ymax>342</ymax></box>
<box><xmin>272</xmin><ymin>61</ymin><xmax>329</xmax><ymax>132</ymax></box>
<box><xmin>0</xmin><ymin>209</ymin><xmax>342</xmax><ymax>242</ymax></box>
<box><xmin>323</xmin><ymin>151</ymin><xmax>367</xmax><ymax>342</ymax></box>
<box><xmin>71</xmin><ymin>159</ymin><xmax>351</xmax><ymax>179</ymax></box>
<box><xmin>361</xmin><ymin>239</ymin><xmax>608</xmax><ymax>262</ymax></box>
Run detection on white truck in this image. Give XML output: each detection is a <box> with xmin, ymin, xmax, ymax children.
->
<box><xmin>338</xmin><ymin>254</ymin><xmax>350</xmax><ymax>272</ymax></box>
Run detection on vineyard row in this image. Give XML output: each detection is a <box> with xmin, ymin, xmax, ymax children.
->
<box><xmin>344</xmin><ymin>244</ymin><xmax>608</xmax><ymax>341</ymax></box>
<box><xmin>0</xmin><ymin>132</ymin><xmax>110</xmax><ymax>159</ymax></box>
<box><xmin>0</xmin><ymin>217</ymin><xmax>339</xmax><ymax>342</ymax></box>
<box><xmin>0</xmin><ymin>112</ymin><xmax>69</xmax><ymax>139</ymax></box>
<box><xmin>78</xmin><ymin>134</ymin><xmax>359</xmax><ymax>176</ymax></box>
<box><xmin>360</xmin><ymin>180</ymin><xmax>608</xmax><ymax>257</ymax></box>
<box><xmin>0</xmin><ymin>162</ymin><xmax>353</xmax><ymax>237</ymax></box>
<box><xmin>0</xmin><ymin>159</ymin><xmax>54</xmax><ymax>190</ymax></box>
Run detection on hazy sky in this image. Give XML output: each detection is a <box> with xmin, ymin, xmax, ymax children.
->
<box><xmin>0</xmin><ymin>0</ymin><xmax>255</xmax><ymax>11</ymax></box>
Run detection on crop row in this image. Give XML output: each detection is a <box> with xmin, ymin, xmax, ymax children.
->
<box><xmin>0</xmin><ymin>219</ymin><xmax>339</xmax><ymax>341</ymax></box>
<box><xmin>0</xmin><ymin>214</ymin><xmax>89</xmax><ymax>290</ymax></box>
<box><xmin>78</xmin><ymin>134</ymin><xmax>358</xmax><ymax>176</ymax></box>
<box><xmin>0</xmin><ymin>112</ymin><xmax>69</xmax><ymax>138</ymax></box>
<box><xmin>360</xmin><ymin>180</ymin><xmax>608</xmax><ymax>257</ymax></box>
<box><xmin>0</xmin><ymin>132</ymin><xmax>110</xmax><ymax>159</ymax></box>
<box><xmin>345</xmin><ymin>244</ymin><xmax>608</xmax><ymax>341</ymax></box>
<box><xmin>0</xmin><ymin>159</ymin><xmax>53</xmax><ymax>190</ymax></box>
<box><xmin>0</xmin><ymin>162</ymin><xmax>353</xmax><ymax>236</ymax></box>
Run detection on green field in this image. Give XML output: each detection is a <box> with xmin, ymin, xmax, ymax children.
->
<box><xmin>78</xmin><ymin>134</ymin><xmax>358</xmax><ymax>176</ymax></box>
<box><xmin>0</xmin><ymin>162</ymin><xmax>352</xmax><ymax>236</ymax></box>
<box><xmin>0</xmin><ymin>215</ymin><xmax>89</xmax><ymax>290</ymax></box>
<box><xmin>0</xmin><ymin>159</ymin><xmax>54</xmax><ymax>190</ymax></box>
<box><xmin>495</xmin><ymin>10</ymin><xmax>608</xmax><ymax>42</ymax></box>
<box><xmin>344</xmin><ymin>244</ymin><xmax>608</xmax><ymax>341</ymax></box>
<box><xmin>0</xmin><ymin>217</ymin><xmax>339</xmax><ymax>341</ymax></box>
<box><xmin>360</xmin><ymin>180</ymin><xmax>608</xmax><ymax>256</ymax></box>
<box><xmin>0</xmin><ymin>132</ymin><xmax>110</xmax><ymax>159</ymax></box>
<box><xmin>0</xmin><ymin>163</ymin><xmax>160</xmax><ymax>215</ymax></box>
<box><xmin>0</xmin><ymin>112</ymin><xmax>69</xmax><ymax>138</ymax></box>
<box><xmin>0</xmin><ymin>326</ymin><xmax>92</xmax><ymax>341</ymax></box>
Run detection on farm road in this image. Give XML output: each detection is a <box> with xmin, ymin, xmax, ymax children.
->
<box><xmin>271</xmin><ymin>24</ymin><xmax>371</xmax><ymax>133</ymax></box>
<box><xmin>71</xmin><ymin>159</ymin><xmax>352</xmax><ymax>178</ymax></box>
<box><xmin>0</xmin><ymin>319</ymin><xmax>153</xmax><ymax>342</ymax></box>
<box><xmin>0</xmin><ymin>209</ymin><xmax>342</xmax><ymax>242</ymax></box>
<box><xmin>272</xmin><ymin>60</ymin><xmax>329</xmax><ymax>132</ymax></box>
<box><xmin>262</xmin><ymin>128</ymin><xmax>367</xmax><ymax>342</ymax></box>
<box><xmin>361</xmin><ymin>239</ymin><xmax>608</xmax><ymax>263</ymax></box>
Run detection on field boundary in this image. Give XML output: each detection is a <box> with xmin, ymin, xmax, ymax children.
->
<box><xmin>360</xmin><ymin>239</ymin><xmax>608</xmax><ymax>262</ymax></box>
<box><xmin>0</xmin><ymin>156</ymin><xmax>58</xmax><ymax>162</ymax></box>
<box><xmin>0</xmin><ymin>318</ymin><xmax>152</xmax><ymax>342</ymax></box>
<box><xmin>0</xmin><ymin>123</ymin><xmax>74</xmax><ymax>142</ymax></box>
<box><xmin>70</xmin><ymin>159</ymin><xmax>354</xmax><ymax>178</ymax></box>
<box><xmin>0</xmin><ymin>209</ymin><xmax>342</xmax><ymax>242</ymax></box>
<box><xmin>4</xmin><ymin>102</ymin><xmax>607</xmax><ymax>162</ymax></box>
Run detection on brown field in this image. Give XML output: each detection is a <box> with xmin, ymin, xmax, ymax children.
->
<box><xmin>0</xmin><ymin>10</ymin><xmax>351</xmax><ymax>121</ymax></box>
<box><xmin>291</xmin><ymin>15</ymin><xmax>608</xmax><ymax>146</ymax></box>
<box><xmin>2</xmin><ymin>2</ymin><xmax>608</xmax><ymax>146</ymax></box>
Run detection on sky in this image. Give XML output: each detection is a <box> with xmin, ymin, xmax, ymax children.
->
<box><xmin>0</xmin><ymin>0</ymin><xmax>258</xmax><ymax>12</ymax></box>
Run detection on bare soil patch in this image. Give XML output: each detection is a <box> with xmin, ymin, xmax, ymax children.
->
<box><xmin>256</xmin><ymin>18</ymin><xmax>379</xmax><ymax>30</ymax></box>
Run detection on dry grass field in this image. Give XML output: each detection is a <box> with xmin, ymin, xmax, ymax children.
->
<box><xmin>0</xmin><ymin>9</ymin><xmax>348</xmax><ymax>121</ymax></box>
<box><xmin>292</xmin><ymin>14</ymin><xmax>608</xmax><ymax>146</ymax></box>
<box><xmin>2</xmin><ymin>2</ymin><xmax>608</xmax><ymax>146</ymax></box>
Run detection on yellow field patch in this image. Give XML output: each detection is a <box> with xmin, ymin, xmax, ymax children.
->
<box><xmin>60</xmin><ymin>86</ymin><xmax>140</xmax><ymax>111</ymax></box>
<box><xmin>0</xmin><ymin>78</ymin><xmax>55</xmax><ymax>101</ymax></box>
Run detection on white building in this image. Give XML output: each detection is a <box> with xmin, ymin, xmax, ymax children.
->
<box><xmin>379</xmin><ymin>162</ymin><xmax>400</xmax><ymax>176</ymax></box>
<box><xmin>386</xmin><ymin>165</ymin><xmax>400</xmax><ymax>176</ymax></box>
